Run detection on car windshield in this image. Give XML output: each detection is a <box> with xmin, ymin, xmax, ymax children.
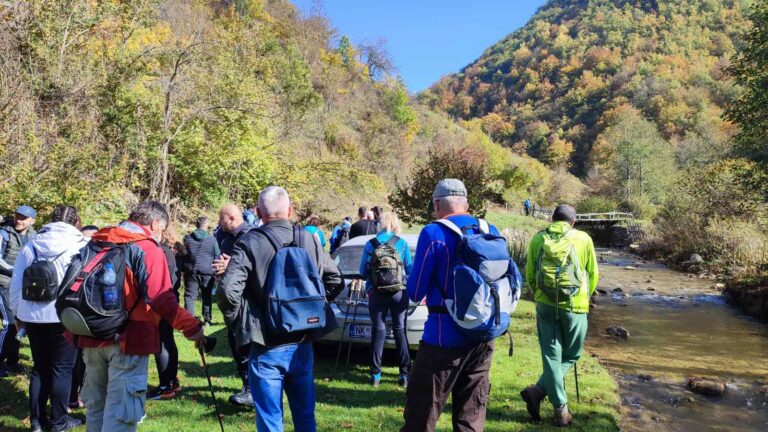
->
<box><xmin>333</xmin><ymin>242</ymin><xmax>418</xmax><ymax>277</ymax></box>
<box><xmin>334</xmin><ymin>245</ymin><xmax>364</xmax><ymax>276</ymax></box>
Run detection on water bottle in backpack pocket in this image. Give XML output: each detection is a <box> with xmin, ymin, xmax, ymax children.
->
<box><xmin>56</xmin><ymin>242</ymin><xmax>141</xmax><ymax>340</ymax></box>
<box><xmin>260</xmin><ymin>225</ymin><xmax>328</xmax><ymax>335</ymax></box>
<box><xmin>433</xmin><ymin>218</ymin><xmax>522</xmax><ymax>342</ymax></box>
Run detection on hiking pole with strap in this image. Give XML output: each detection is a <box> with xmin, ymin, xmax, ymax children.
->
<box><xmin>345</xmin><ymin>279</ymin><xmax>362</xmax><ymax>369</ymax></box>
<box><xmin>574</xmin><ymin>363</ymin><xmax>580</xmax><ymax>404</ymax></box>
<box><xmin>334</xmin><ymin>280</ymin><xmax>355</xmax><ymax>373</ymax></box>
<box><xmin>199</xmin><ymin>339</ymin><xmax>225</xmax><ymax>432</ymax></box>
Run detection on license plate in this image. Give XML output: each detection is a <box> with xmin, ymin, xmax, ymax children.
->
<box><xmin>349</xmin><ymin>324</ymin><xmax>371</xmax><ymax>339</ymax></box>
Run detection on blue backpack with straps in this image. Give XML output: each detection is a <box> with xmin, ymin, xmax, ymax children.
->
<box><xmin>259</xmin><ymin>225</ymin><xmax>328</xmax><ymax>335</ymax></box>
<box><xmin>435</xmin><ymin>218</ymin><xmax>522</xmax><ymax>342</ymax></box>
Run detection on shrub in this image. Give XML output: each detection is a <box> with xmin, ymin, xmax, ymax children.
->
<box><xmin>576</xmin><ymin>196</ymin><xmax>619</xmax><ymax>214</ymax></box>
<box><xmin>704</xmin><ymin>217</ymin><xmax>768</xmax><ymax>275</ymax></box>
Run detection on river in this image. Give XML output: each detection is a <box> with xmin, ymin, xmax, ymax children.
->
<box><xmin>586</xmin><ymin>249</ymin><xmax>768</xmax><ymax>432</ymax></box>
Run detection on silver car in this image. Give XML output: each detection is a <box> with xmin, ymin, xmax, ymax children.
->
<box><xmin>318</xmin><ymin>234</ymin><xmax>427</xmax><ymax>350</ymax></box>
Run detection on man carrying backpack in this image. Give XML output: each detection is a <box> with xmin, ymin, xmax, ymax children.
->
<box><xmin>183</xmin><ymin>216</ymin><xmax>220</xmax><ymax>325</ymax></box>
<box><xmin>401</xmin><ymin>179</ymin><xmax>520</xmax><ymax>432</ymax></box>
<box><xmin>520</xmin><ymin>205</ymin><xmax>598</xmax><ymax>427</ymax></box>
<box><xmin>218</xmin><ymin>186</ymin><xmax>343</xmax><ymax>432</ymax></box>
<box><xmin>329</xmin><ymin>216</ymin><xmax>352</xmax><ymax>254</ymax></box>
<box><xmin>60</xmin><ymin>201</ymin><xmax>204</xmax><ymax>432</ymax></box>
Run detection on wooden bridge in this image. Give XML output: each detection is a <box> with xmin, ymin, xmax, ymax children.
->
<box><xmin>530</xmin><ymin>208</ymin><xmax>643</xmax><ymax>244</ymax></box>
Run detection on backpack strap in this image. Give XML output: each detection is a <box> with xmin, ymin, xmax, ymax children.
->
<box><xmin>292</xmin><ymin>225</ymin><xmax>305</xmax><ymax>249</ymax></box>
<box><xmin>386</xmin><ymin>236</ymin><xmax>400</xmax><ymax>247</ymax></box>
<box><xmin>435</xmin><ymin>219</ymin><xmax>464</xmax><ymax>238</ymax></box>
<box><xmin>371</xmin><ymin>237</ymin><xmax>381</xmax><ymax>249</ymax></box>
<box><xmin>256</xmin><ymin>226</ymin><xmax>284</xmax><ymax>253</ymax></box>
<box><xmin>477</xmin><ymin>218</ymin><xmax>490</xmax><ymax>234</ymax></box>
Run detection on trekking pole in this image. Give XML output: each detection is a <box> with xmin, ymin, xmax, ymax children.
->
<box><xmin>574</xmin><ymin>363</ymin><xmax>580</xmax><ymax>404</ymax></box>
<box><xmin>199</xmin><ymin>345</ymin><xmax>226</xmax><ymax>432</ymax></box>
<box><xmin>345</xmin><ymin>279</ymin><xmax>362</xmax><ymax>369</ymax></box>
<box><xmin>334</xmin><ymin>282</ymin><xmax>355</xmax><ymax>374</ymax></box>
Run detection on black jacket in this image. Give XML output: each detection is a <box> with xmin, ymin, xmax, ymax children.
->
<box><xmin>349</xmin><ymin>220</ymin><xmax>378</xmax><ymax>239</ymax></box>
<box><xmin>184</xmin><ymin>229</ymin><xmax>220</xmax><ymax>274</ymax></box>
<box><xmin>218</xmin><ymin>219</ymin><xmax>343</xmax><ymax>348</ymax></box>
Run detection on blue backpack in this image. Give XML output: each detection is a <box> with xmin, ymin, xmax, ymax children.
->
<box><xmin>259</xmin><ymin>225</ymin><xmax>328</xmax><ymax>335</ymax></box>
<box><xmin>435</xmin><ymin>218</ymin><xmax>522</xmax><ymax>343</ymax></box>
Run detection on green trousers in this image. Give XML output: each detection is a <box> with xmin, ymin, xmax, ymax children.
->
<box><xmin>535</xmin><ymin>302</ymin><xmax>588</xmax><ymax>407</ymax></box>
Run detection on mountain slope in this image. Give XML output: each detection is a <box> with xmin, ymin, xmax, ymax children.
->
<box><xmin>421</xmin><ymin>0</ymin><xmax>753</xmax><ymax>175</ymax></box>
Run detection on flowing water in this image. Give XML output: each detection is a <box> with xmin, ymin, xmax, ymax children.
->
<box><xmin>586</xmin><ymin>249</ymin><xmax>768</xmax><ymax>432</ymax></box>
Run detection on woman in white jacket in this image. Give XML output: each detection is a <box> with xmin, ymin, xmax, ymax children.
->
<box><xmin>10</xmin><ymin>206</ymin><xmax>88</xmax><ymax>432</ymax></box>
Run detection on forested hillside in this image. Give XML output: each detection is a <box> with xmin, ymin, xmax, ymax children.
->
<box><xmin>423</xmin><ymin>0</ymin><xmax>752</xmax><ymax>210</ymax></box>
<box><xmin>0</xmin><ymin>0</ymin><xmax>517</xmax><ymax>224</ymax></box>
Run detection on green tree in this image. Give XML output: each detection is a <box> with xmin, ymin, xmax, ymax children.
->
<box><xmin>389</xmin><ymin>146</ymin><xmax>493</xmax><ymax>225</ymax></box>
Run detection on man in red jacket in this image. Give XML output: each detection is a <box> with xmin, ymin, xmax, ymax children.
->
<box><xmin>78</xmin><ymin>202</ymin><xmax>204</xmax><ymax>432</ymax></box>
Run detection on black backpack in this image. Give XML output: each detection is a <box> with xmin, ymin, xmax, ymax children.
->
<box><xmin>56</xmin><ymin>241</ymin><xmax>141</xmax><ymax>340</ymax></box>
<box><xmin>22</xmin><ymin>248</ymin><xmax>67</xmax><ymax>302</ymax></box>
<box><xmin>331</xmin><ymin>225</ymin><xmax>350</xmax><ymax>253</ymax></box>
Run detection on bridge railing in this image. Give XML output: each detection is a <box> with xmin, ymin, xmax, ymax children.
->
<box><xmin>530</xmin><ymin>208</ymin><xmax>635</xmax><ymax>222</ymax></box>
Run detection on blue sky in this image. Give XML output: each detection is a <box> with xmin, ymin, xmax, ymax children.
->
<box><xmin>292</xmin><ymin>0</ymin><xmax>548</xmax><ymax>92</ymax></box>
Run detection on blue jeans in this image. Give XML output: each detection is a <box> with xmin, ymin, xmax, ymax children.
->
<box><xmin>249</xmin><ymin>342</ymin><xmax>316</xmax><ymax>432</ymax></box>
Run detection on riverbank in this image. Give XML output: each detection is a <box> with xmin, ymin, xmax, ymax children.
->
<box><xmin>588</xmin><ymin>248</ymin><xmax>768</xmax><ymax>432</ymax></box>
<box><xmin>725</xmin><ymin>278</ymin><xmax>768</xmax><ymax>322</ymax></box>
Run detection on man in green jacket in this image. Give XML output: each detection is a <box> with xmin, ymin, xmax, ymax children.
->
<box><xmin>520</xmin><ymin>205</ymin><xmax>598</xmax><ymax>427</ymax></box>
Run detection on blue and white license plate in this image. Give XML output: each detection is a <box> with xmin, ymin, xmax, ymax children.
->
<box><xmin>349</xmin><ymin>324</ymin><xmax>371</xmax><ymax>339</ymax></box>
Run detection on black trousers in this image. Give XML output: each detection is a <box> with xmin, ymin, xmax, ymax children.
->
<box><xmin>401</xmin><ymin>340</ymin><xmax>494</xmax><ymax>432</ymax></box>
<box><xmin>26</xmin><ymin>323</ymin><xmax>77</xmax><ymax>430</ymax></box>
<box><xmin>184</xmin><ymin>272</ymin><xmax>214</xmax><ymax>319</ymax></box>
<box><xmin>0</xmin><ymin>322</ymin><xmax>20</xmax><ymax>367</ymax></box>
<box><xmin>227</xmin><ymin>327</ymin><xmax>250</xmax><ymax>386</ymax></box>
<box><xmin>69</xmin><ymin>349</ymin><xmax>85</xmax><ymax>405</ymax></box>
<box><xmin>154</xmin><ymin>319</ymin><xmax>179</xmax><ymax>387</ymax></box>
<box><xmin>368</xmin><ymin>290</ymin><xmax>410</xmax><ymax>376</ymax></box>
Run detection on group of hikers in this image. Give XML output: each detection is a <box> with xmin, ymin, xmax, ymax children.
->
<box><xmin>0</xmin><ymin>178</ymin><xmax>598</xmax><ymax>432</ymax></box>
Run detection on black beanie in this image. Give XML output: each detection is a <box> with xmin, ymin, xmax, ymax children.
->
<box><xmin>552</xmin><ymin>205</ymin><xmax>577</xmax><ymax>223</ymax></box>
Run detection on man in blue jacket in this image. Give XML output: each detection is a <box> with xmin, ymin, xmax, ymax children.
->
<box><xmin>401</xmin><ymin>179</ymin><xmax>498</xmax><ymax>432</ymax></box>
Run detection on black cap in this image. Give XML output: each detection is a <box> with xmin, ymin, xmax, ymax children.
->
<box><xmin>552</xmin><ymin>205</ymin><xmax>577</xmax><ymax>223</ymax></box>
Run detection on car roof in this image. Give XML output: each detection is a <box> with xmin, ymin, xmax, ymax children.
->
<box><xmin>339</xmin><ymin>233</ymin><xmax>419</xmax><ymax>249</ymax></box>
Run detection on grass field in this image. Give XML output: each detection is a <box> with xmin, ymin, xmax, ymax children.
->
<box><xmin>0</xmin><ymin>300</ymin><xmax>618</xmax><ymax>431</ymax></box>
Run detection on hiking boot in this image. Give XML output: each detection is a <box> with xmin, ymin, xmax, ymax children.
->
<box><xmin>52</xmin><ymin>416</ymin><xmax>82</xmax><ymax>432</ymax></box>
<box><xmin>229</xmin><ymin>385</ymin><xmax>254</xmax><ymax>407</ymax></box>
<box><xmin>554</xmin><ymin>404</ymin><xmax>573</xmax><ymax>427</ymax></box>
<box><xmin>398</xmin><ymin>375</ymin><xmax>408</xmax><ymax>388</ymax></box>
<box><xmin>370</xmin><ymin>373</ymin><xmax>381</xmax><ymax>388</ymax></box>
<box><xmin>147</xmin><ymin>384</ymin><xmax>180</xmax><ymax>400</ymax></box>
<box><xmin>520</xmin><ymin>384</ymin><xmax>546</xmax><ymax>422</ymax></box>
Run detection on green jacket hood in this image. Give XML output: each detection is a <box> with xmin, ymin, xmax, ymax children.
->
<box><xmin>545</xmin><ymin>221</ymin><xmax>572</xmax><ymax>235</ymax></box>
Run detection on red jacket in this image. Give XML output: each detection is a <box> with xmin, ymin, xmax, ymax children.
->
<box><xmin>76</xmin><ymin>222</ymin><xmax>201</xmax><ymax>355</ymax></box>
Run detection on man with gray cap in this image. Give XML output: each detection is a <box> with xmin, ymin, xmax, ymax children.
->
<box><xmin>520</xmin><ymin>204</ymin><xmax>598</xmax><ymax>427</ymax></box>
<box><xmin>401</xmin><ymin>179</ymin><xmax>500</xmax><ymax>432</ymax></box>
<box><xmin>0</xmin><ymin>205</ymin><xmax>37</xmax><ymax>376</ymax></box>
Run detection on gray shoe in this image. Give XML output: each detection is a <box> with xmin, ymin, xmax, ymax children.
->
<box><xmin>520</xmin><ymin>384</ymin><xmax>546</xmax><ymax>422</ymax></box>
<box><xmin>554</xmin><ymin>404</ymin><xmax>573</xmax><ymax>427</ymax></box>
<box><xmin>229</xmin><ymin>385</ymin><xmax>254</xmax><ymax>408</ymax></box>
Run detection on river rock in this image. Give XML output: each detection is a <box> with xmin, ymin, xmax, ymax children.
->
<box><xmin>687</xmin><ymin>377</ymin><xmax>727</xmax><ymax>397</ymax></box>
<box><xmin>624</xmin><ymin>266</ymin><xmax>637</xmax><ymax>270</ymax></box>
<box><xmin>713</xmin><ymin>283</ymin><xmax>725</xmax><ymax>291</ymax></box>
<box><xmin>597</xmin><ymin>288</ymin><xmax>608</xmax><ymax>295</ymax></box>
<box><xmin>688</xmin><ymin>254</ymin><xmax>704</xmax><ymax>264</ymax></box>
<box><xmin>606</xmin><ymin>325</ymin><xmax>630</xmax><ymax>339</ymax></box>
<box><xmin>629</xmin><ymin>243</ymin><xmax>640</xmax><ymax>251</ymax></box>
<box><xmin>613</xmin><ymin>287</ymin><xmax>624</xmax><ymax>293</ymax></box>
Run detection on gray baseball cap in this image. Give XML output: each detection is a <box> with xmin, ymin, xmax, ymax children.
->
<box><xmin>432</xmin><ymin>179</ymin><xmax>467</xmax><ymax>199</ymax></box>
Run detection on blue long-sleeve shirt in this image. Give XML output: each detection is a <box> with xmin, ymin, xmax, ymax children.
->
<box><xmin>305</xmin><ymin>225</ymin><xmax>327</xmax><ymax>248</ymax></box>
<box><xmin>406</xmin><ymin>214</ymin><xmax>500</xmax><ymax>348</ymax></box>
<box><xmin>358</xmin><ymin>231</ymin><xmax>413</xmax><ymax>294</ymax></box>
